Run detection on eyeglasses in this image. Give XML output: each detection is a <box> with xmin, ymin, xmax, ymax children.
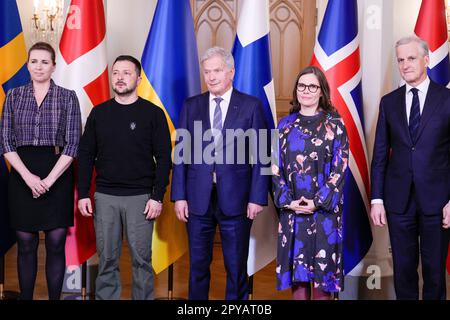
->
<box><xmin>297</xmin><ymin>83</ymin><xmax>321</xmax><ymax>93</ymax></box>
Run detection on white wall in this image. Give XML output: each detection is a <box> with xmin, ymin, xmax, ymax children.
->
<box><xmin>356</xmin><ymin>0</ymin><xmax>394</xmax><ymax>283</ymax></box>
<box><xmin>392</xmin><ymin>0</ymin><xmax>422</xmax><ymax>86</ymax></box>
<box><xmin>105</xmin><ymin>0</ymin><xmax>156</xmax><ymax>67</ymax></box>
<box><xmin>16</xmin><ymin>0</ymin><xmax>35</xmax><ymax>49</ymax></box>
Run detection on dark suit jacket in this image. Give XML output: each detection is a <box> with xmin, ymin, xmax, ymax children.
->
<box><xmin>371</xmin><ymin>80</ymin><xmax>450</xmax><ymax>215</ymax></box>
<box><xmin>171</xmin><ymin>89</ymin><xmax>269</xmax><ymax>216</ymax></box>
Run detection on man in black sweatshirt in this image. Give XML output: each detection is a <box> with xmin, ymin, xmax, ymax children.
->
<box><xmin>77</xmin><ymin>55</ymin><xmax>171</xmax><ymax>300</ymax></box>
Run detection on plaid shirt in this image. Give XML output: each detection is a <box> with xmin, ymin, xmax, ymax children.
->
<box><xmin>0</xmin><ymin>80</ymin><xmax>81</xmax><ymax>158</ymax></box>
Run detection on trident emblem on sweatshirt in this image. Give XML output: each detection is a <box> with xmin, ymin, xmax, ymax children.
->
<box><xmin>130</xmin><ymin>122</ymin><xmax>136</xmax><ymax>130</ymax></box>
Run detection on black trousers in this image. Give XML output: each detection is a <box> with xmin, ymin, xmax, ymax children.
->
<box><xmin>387</xmin><ymin>188</ymin><xmax>449</xmax><ymax>300</ymax></box>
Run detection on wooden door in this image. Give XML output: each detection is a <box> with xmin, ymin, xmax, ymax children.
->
<box><xmin>191</xmin><ymin>0</ymin><xmax>317</xmax><ymax>119</ymax></box>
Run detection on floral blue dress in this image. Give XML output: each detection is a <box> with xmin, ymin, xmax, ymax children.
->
<box><xmin>272</xmin><ymin>111</ymin><xmax>349</xmax><ymax>293</ymax></box>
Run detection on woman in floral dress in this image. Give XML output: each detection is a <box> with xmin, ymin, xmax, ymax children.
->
<box><xmin>272</xmin><ymin>66</ymin><xmax>349</xmax><ymax>300</ymax></box>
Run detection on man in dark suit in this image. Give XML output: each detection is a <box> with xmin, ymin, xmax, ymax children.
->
<box><xmin>171</xmin><ymin>47</ymin><xmax>269</xmax><ymax>300</ymax></box>
<box><xmin>371</xmin><ymin>36</ymin><xmax>450</xmax><ymax>300</ymax></box>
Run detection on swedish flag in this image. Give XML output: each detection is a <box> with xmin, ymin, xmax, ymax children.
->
<box><xmin>0</xmin><ymin>0</ymin><xmax>29</xmax><ymax>256</ymax></box>
<box><xmin>138</xmin><ymin>0</ymin><xmax>201</xmax><ymax>273</ymax></box>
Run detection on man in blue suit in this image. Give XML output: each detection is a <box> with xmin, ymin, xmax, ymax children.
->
<box><xmin>171</xmin><ymin>47</ymin><xmax>269</xmax><ymax>300</ymax></box>
<box><xmin>371</xmin><ymin>36</ymin><xmax>450</xmax><ymax>300</ymax></box>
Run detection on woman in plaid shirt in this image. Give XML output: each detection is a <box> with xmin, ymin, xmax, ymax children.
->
<box><xmin>0</xmin><ymin>42</ymin><xmax>81</xmax><ymax>300</ymax></box>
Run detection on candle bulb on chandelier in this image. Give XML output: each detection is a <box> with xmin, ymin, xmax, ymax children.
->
<box><xmin>33</xmin><ymin>0</ymin><xmax>39</xmax><ymax>15</ymax></box>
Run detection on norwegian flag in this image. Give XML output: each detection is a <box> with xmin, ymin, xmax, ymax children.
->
<box><xmin>415</xmin><ymin>0</ymin><xmax>450</xmax><ymax>87</ymax></box>
<box><xmin>53</xmin><ymin>0</ymin><xmax>110</xmax><ymax>266</ymax></box>
<box><xmin>311</xmin><ymin>0</ymin><xmax>372</xmax><ymax>275</ymax></box>
<box><xmin>414</xmin><ymin>0</ymin><xmax>450</xmax><ymax>273</ymax></box>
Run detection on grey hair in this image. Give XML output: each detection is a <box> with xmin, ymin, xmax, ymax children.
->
<box><xmin>200</xmin><ymin>46</ymin><xmax>235</xmax><ymax>69</ymax></box>
<box><xmin>395</xmin><ymin>36</ymin><xmax>429</xmax><ymax>57</ymax></box>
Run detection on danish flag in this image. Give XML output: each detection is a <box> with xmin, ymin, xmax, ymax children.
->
<box><xmin>311</xmin><ymin>0</ymin><xmax>372</xmax><ymax>274</ymax></box>
<box><xmin>53</xmin><ymin>0</ymin><xmax>110</xmax><ymax>266</ymax></box>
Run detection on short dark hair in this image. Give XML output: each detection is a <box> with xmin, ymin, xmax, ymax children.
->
<box><xmin>28</xmin><ymin>42</ymin><xmax>56</xmax><ymax>65</ymax></box>
<box><xmin>289</xmin><ymin>66</ymin><xmax>335</xmax><ymax>114</ymax></box>
<box><xmin>113</xmin><ymin>55</ymin><xmax>142</xmax><ymax>75</ymax></box>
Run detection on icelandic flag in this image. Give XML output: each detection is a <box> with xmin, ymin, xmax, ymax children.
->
<box><xmin>414</xmin><ymin>0</ymin><xmax>450</xmax><ymax>273</ymax></box>
<box><xmin>232</xmin><ymin>0</ymin><xmax>278</xmax><ymax>276</ymax></box>
<box><xmin>311</xmin><ymin>0</ymin><xmax>373</xmax><ymax>275</ymax></box>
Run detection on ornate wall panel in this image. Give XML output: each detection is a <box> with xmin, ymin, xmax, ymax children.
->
<box><xmin>192</xmin><ymin>0</ymin><xmax>316</xmax><ymax>118</ymax></box>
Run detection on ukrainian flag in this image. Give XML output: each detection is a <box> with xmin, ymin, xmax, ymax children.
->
<box><xmin>138</xmin><ymin>0</ymin><xmax>201</xmax><ymax>273</ymax></box>
<box><xmin>0</xmin><ymin>0</ymin><xmax>29</xmax><ymax>256</ymax></box>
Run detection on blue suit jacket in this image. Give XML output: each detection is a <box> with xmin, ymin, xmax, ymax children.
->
<box><xmin>371</xmin><ymin>80</ymin><xmax>450</xmax><ymax>215</ymax></box>
<box><xmin>171</xmin><ymin>89</ymin><xmax>269</xmax><ymax>216</ymax></box>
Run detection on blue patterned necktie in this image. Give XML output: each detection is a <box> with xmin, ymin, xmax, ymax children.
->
<box><xmin>409</xmin><ymin>88</ymin><xmax>420</xmax><ymax>143</ymax></box>
<box><xmin>213</xmin><ymin>97</ymin><xmax>223</xmax><ymax>131</ymax></box>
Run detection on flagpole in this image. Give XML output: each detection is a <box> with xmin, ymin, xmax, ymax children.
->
<box><xmin>168</xmin><ymin>264</ymin><xmax>174</xmax><ymax>299</ymax></box>
<box><xmin>81</xmin><ymin>261</ymin><xmax>87</xmax><ymax>300</ymax></box>
<box><xmin>168</xmin><ymin>263</ymin><xmax>185</xmax><ymax>300</ymax></box>
<box><xmin>248</xmin><ymin>275</ymin><xmax>254</xmax><ymax>300</ymax></box>
<box><xmin>64</xmin><ymin>262</ymin><xmax>91</xmax><ymax>300</ymax></box>
<box><xmin>155</xmin><ymin>263</ymin><xmax>185</xmax><ymax>300</ymax></box>
<box><xmin>0</xmin><ymin>255</ymin><xmax>19</xmax><ymax>300</ymax></box>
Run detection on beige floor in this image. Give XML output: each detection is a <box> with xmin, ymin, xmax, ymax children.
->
<box><xmin>3</xmin><ymin>240</ymin><xmax>290</xmax><ymax>300</ymax></box>
<box><xmin>3</xmin><ymin>240</ymin><xmax>449</xmax><ymax>300</ymax></box>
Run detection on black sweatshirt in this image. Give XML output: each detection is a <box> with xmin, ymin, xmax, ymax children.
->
<box><xmin>77</xmin><ymin>97</ymin><xmax>172</xmax><ymax>201</ymax></box>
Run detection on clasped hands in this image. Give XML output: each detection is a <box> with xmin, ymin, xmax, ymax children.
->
<box><xmin>287</xmin><ymin>196</ymin><xmax>317</xmax><ymax>214</ymax></box>
<box><xmin>23</xmin><ymin>172</ymin><xmax>55</xmax><ymax>199</ymax></box>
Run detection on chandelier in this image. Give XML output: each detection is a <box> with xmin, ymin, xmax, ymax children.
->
<box><xmin>31</xmin><ymin>0</ymin><xmax>65</xmax><ymax>48</ymax></box>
